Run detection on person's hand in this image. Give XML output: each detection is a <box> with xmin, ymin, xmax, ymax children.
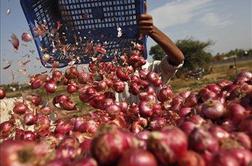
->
<box><xmin>138</xmin><ymin>14</ymin><xmax>155</xmax><ymax>36</ymax></box>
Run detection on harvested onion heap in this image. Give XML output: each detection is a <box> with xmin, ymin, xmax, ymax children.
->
<box><xmin>0</xmin><ymin>53</ymin><xmax>252</xmax><ymax>166</ymax></box>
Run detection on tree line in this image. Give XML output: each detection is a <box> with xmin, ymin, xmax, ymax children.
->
<box><xmin>149</xmin><ymin>38</ymin><xmax>252</xmax><ymax>73</ymax></box>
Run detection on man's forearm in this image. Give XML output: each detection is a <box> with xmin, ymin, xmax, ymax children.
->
<box><xmin>150</xmin><ymin>26</ymin><xmax>184</xmax><ymax>66</ymax></box>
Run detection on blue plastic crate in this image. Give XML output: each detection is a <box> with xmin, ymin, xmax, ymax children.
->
<box><xmin>20</xmin><ymin>0</ymin><xmax>147</xmax><ymax>68</ymax></box>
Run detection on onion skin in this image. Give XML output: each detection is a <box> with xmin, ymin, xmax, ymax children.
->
<box><xmin>117</xmin><ymin>148</ymin><xmax>158</xmax><ymax>166</ymax></box>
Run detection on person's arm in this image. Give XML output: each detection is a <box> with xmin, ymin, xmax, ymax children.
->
<box><xmin>138</xmin><ymin>14</ymin><xmax>184</xmax><ymax>66</ymax></box>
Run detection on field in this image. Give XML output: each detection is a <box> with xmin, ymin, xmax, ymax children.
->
<box><xmin>2</xmin><ymin>59</ymin><xmax>252</xmax><ymax>99</ymax></box>
<box><xmin>170</xmin><ymin>59</ymin><xmax>252</xmax><ymax>92</ymax></box>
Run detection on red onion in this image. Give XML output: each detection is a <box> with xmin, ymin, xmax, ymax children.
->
<box><xmin>65</xmin><ymin>66</ymin><xmax>79</xmax><ymax>79</ymax></box>
<box><xmin>139</xmin><ymin>101</ymin><xmax>154</xmax><ymax>118</ymax></box>
<box><xmin>91</xmin><ymin>127</ymin><xmax>137</xmax><ymax>165</ymax></box>
<box><xmin>217</xmin><ymin>79</ymin><xmax>233</xmax><ymax>88</ymax></box>
<box><xmin>117</xmin><ymin>148</ymin><xmax>158</xmax><ymax>166</ymax></box>
<box><xmin>27</xmin><ymin>94</ymin><xmax>42</xmax><ymax>106</ymax></box>
<box><xmin>94</xmin><ymin>80</ymin><xmax>107</xmax><ymax>91</ymax></box>
<box><xmin>170</xmin><ymin>95</ymin><xmax>184</xmax><ymax>112</ymax></box>
<box><xmin>47</xmin><ymin>159</ymin><xmax>69</xmax><ymax>166</ymax></box>
<box><xmin>179</xmin><ymin>107</ymin><xmax>192</xmax><ymax>117</ymax></box>
<box><xmin>139</xmin><ymin>69</ymin><xmax>148</xmax><ymax>80</ymax></box>
<box><xmin>184</xmin><ymin>93</ymin><xmax>198</xmax><ymax>107</ymax></box>
<box><xmin>15</xmin><ymin>128</ymin><xmax>25</xmax><ymax>140</ymax></box>
<box><xmin>136</xmin><ymin>131</ymin><xmax>150</xmax><ymax>141</ymax></box>
<box><xmin>44</xmin><ymin>80</ymin><xmax>57</xmax><ymax>93</ymax></box>
<box><xmin>198</xmin><ymin>88</ymin><xmax>217</xmax><ymax>102</ymax></box>
<box><xmin>116</xmin><ymin>67</ymin><xmax>130</xmax><ymax>81</ymax></box>
<box><xmin>149</xmin><ymin>117</ymin><xmax>166</xmax><ymax>131</ymax></box>
<box><xmin>24</xmin><ymin>113</ymin><xmax>37</xmax><ymax>125</ymax></box>
<box><xmin>208</xmin><ymin>126</ymin><xmax>230</xmax><ymax>140</ymax></box>
<box><xmin>74</xmin><ymin>157</ymin><xmax>98</xmax><ymax>166</ymax></box>
<box><xmin>23</xmin><ymin>131</ymin><xmax>37</xmax><ymax>141</ymax></box>
<box><xmin>228</xmin><ymin>103</ymin><xmax>247</xmax><ymax>124</ymax></box>
<box><xmin>240</xmin><ymin>93</ymin><xmax>252</xmax><ymax>111</ymax></box>
<box><xmin>55</xmin><ymin>120</ymin><xmax>74</xmax><ymax>134</ymax></box>
<box><xmin>106</xmin><ymin>104</ymin><xmax>121</xmax><ymax>117</ymax></box>
<box><xmin>201</xmin><ymin>100</ymin><xmax>226</xmax><ymax>120</ymax></box>
<box><xmin>187</xmin><ymin>115</ymin><xmax>206</xmax><ymax>126</ymax></box>
<box><xmin>239</xmin><ymin>116</ymin><xmax>252</xmax><ymax>136</ymax></box>
<box><xmin>231</xmin><ymin>132</ymin><xmax>251</xmax><ymax>150</ymax></box>
<box><xmin>30</xmin><ymin>78</ymin><xmax>43</xmax><ymax>89</ymax></box>
<box><xmin>147</xmin><ymin>72</ymin><xmax>162</xmax><ymax>87</ymax></box>
<box><xmin>40</xmin><ymin>106</ymin><xmax>53</xmax><ymax>115</ymax></box>
<box><xmin>206</xmin><ymin>84</ymin><xmax>221</xmax><ymax>94</ymax></box>
<box><xmin>234</xmin><ymin>71</ymin><xmax>252</xmax><ymax>84</ymax></box>
<box><xmin>129</xmin><ymin>82</ymin><xmax>141</xmax><ymax>95</ymax></box>
<box><xmin>78</xmin><ymin>71</ymin><xmax>90</xmax><ymax>84</ymax></box>
<box><xmin>179</xmin><ymin>91</ymin><xmax>191</xmax><ymax>99</ymax></box>
<box><xmin>79</xmin><ymin>87</ymin><xmax>97</xmax><ymax>102</ymax></box>
<box><xmin>13</xmin><ymin>102</ymin><xmax>29</xmax><ymax>114</ymax></box>
<box><xmin>52</xmin><ymin>70</ymin><xmax>63</xmax><ymax>82</ymax></box>
<box><xmin>118</xmin><ymin>101</ymin><xmax>128</xmax><ymax>113</ymax></box>
<box><xmin>109</xmin><ymin>115</ymin><xmax>127</xmax><ymax>128</ymax></box>
<box><xmin>79</xmin><ymin>120</ymin><xmax>98</xmax><ymax>133</ymax></box>
<box><xmin>89</xmin><ymin>93</ymin><xmax>106</xmax><ymax>110</ymax></box>
<box><xmin>221</xmin><ymin>119</ymin><xmax>236</xmax><ymax>132</ymax></box>
<box><xmin>56</xmin><ymin>146</ymin><xmax>78</xmax><ymax>160</ymax></box>
<box><xmin>0</xmin><ymin>88</ymin><xmax>6</xmax><ymax>99</ymax></box>
<box><xmin>179</xmin><ymin>121</ymin><xmax>197</xmax><ymax>136</ymax></box>
<box><xmin>67</xmin><ymin>83</ymin><xmax>78</xmax><ymax>94</ymax></box>
<box><xmin>189</xmin><ymin>128</ymin><xmax>219</xmax><ymax>153</ymax></box>
<box><xmin>53</xmin><ymin>95</ymin><xmax>76</xmax><ymax>110</ymax></box>
<box><xmin>0</xmin><ymin>121</ymin><xmax>14</xmax><ymax>139</ymax></box>
<box><xmin>211</xmin><ymin>150</ymin><xmax>240</xmax><ymax>166</ymax></box>
<box><xmin>35</xmin><ymin>114</ymin><xmax>50</xmax><ymax>135</ymax></box>
<box><xmin>21</xmin><ymin>32</ymin><xmax>32</xmax><ymax>42</ymax></box>
<box><xmin>228</xmin><ymin>148</ymin><xmax>252</xmax><ymax>166</ymax></box>
<box><xmin>178</xmin><ymin>150</ymin><xmax>205</xmax><ymax>166</ymax></box>
<box><xmin>0</xmin><ymin>140</ymin><xmax>35</xmax><ymax>166</ymax></box>
<box><xmin>157</xmin><ymin>86</ymin><xmax>173</xmax><ymax>102</ymax></box>
<box><xmin>59</xmin><ymin>136</ymin><xmax>80</xmax><ymax>149</ymax></box>
<box><xmin>112</xmin><ymin>80</ymin><xmax>125</xmax><ymax>93</ymax></box>
<box><xmin>147</xmin><ymin>127</ymin><xmax>188</xmax><ymax>164</ymax></box>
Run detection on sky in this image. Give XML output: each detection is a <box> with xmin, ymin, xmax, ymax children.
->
<box><xmin>0</xmin><ymin>0</ymin><xmax>251</xmax><ymax>85</ymax></box>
